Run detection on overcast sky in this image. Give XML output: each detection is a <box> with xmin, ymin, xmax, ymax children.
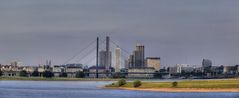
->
<box><xmin>0</xmin><ymin>0</ymin><xmax>239</xmax><ymax>66</ymax></box>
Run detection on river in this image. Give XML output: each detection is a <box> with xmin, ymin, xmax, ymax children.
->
<box><xmin>0</xmin><ymin>81</ymin><xmax>238</xmax><ymax>98</ymax></box>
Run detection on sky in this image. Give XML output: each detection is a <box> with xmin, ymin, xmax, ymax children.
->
<box><xmin>0</xmin><ymin>0</ymin><xmax>239</xmax><ymax>66</ymax></box>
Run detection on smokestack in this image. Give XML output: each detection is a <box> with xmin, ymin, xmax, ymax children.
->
<box><xmin>105</xmin><ymin>36</ymin><xmax>111</xmax><ymax>71</ymax></box>
<box><xmin>106</xmin><ymin>36</ymin><xmax>110</xmax><ymax>52</ymax></box>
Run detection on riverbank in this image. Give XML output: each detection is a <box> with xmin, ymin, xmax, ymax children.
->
<box><xmin>119</xmin><ymin>87</ymin><xmax>239</xmax><ymax>92</ymax></box>
<box><xmin>0</xmin><ymin>76</ymin><xmax>118</xmax><ymax>81</ymax></box>
<box><xmin>105</xmin><ymin>79</ymin><xmax>239</xmax><ymax>92</ymax></box>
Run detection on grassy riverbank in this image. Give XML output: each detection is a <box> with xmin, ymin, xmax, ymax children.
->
<box><xmin>0</xmin><ymin>76</ymin><xmax>118</xmax><ymax>81</ymax></box>
<box><xmin>105</xmin><ymin>79</ymin><xmax>239</xmax><ymax>92</ymax></box>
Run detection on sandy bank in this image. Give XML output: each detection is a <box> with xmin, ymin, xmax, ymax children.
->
<box><xmin>102</xmin><ymin>87</ymin><xmax>239</xmax><ymax>92</ymax></box>
<box><xmin>119</xmin><ymin>87</ymin><xmax>239</xmax><ymax>92</ymax></box>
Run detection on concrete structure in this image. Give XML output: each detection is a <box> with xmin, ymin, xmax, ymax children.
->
<box><xmin>169</xmin><ymin>64</ymin><xmax>200</xmax><ymax>74</ymax></box>
<box><xmin>127</xmin><ymin>67</ymin><xmax>155</xmax><ymax>78</ymax></box>
<box><xmin>202</xmin><ymin>59</ymin><xmax>212</xmax><ymax>73</ymax></box>
<box><xmin>52</xmin><ymin>65</ymin><xmax>65</xmax><ymax>77</ymax></box>
<box><xmin>22</xmin><ymin>66</ymin><xmax>35</xmax><ymax>73</ymax></box>
<box><xmin>146</xmin><ymin>57</ymin><xmax>160</xmax><ymax>71</ymax></box>
<box><xmin>65</xmin><ymin>66</ymin><xmax>83</xmax><ymax>78</ymax></box>
<box><xmin>177</xmin><ymin>64</ymin><xmax>195</xmax><ymax>73</ymax></box>
<box><xmin>88</xmin><ymin>66</ymin><xmax>114</xmax><ymax>78</ymax></box>
<box><xmin>223</xmin><ymin>66</ymin><xmax>238</xmax><ymax>75</ymax></box>
<box><xmin>37</xmin><ymin>66</ymin><xmax>46</xmax><ymax>73</ymax></box>
<box><xmin>124</xmin><ymin>59</ymin><xmax>129</xmax><ymax>69</ymax></box>
<box><xmin>237</xmin><ymin>65</ymin><xmax>239</xmax><ymax>73</ymax></box>
<box><xmin>99</xmin><ymin>36</ymin><xmax>112</xmax><ymax>71</ymax></box>
<box><xmin>169</xmin><ymin>66</ymin><xmax>177</xmax><ymax>74</ymax></box>
<box><xmin>99</xmin><ymin>51</ymin><xmax>112</xmax><ymax>67</ymax></box>
<box><xmin>134</xmin><ymin>44</ymin><xmax>145</xmax><ymax>67</ymax></box>
<box><xmin>126</xmin><ymin>44</ymin><xmax>145</xmax><ymax>68</ymax></box>
<box><xmin>37</xmin><ymin>65</ymin><xmax>50</xmax><ymax>77</ymax></box>
<box><xmin>115</xmin><ymin>47</ymin><xmax>121</xmax><ymax>72</ymax></box>
<box><xmin>0</xmin><ymin>65</ymin><xmax>19</xmax><ymax>76</ymax></box>
<box><xmin>127</xmin><ymin>54</ymin><xmax>135</xmax><ymax>68</ymax></box>
<box><xmin>1</xmin><ymin>64</ymin><xmax>36</xmax><ymax>77</ymax></box>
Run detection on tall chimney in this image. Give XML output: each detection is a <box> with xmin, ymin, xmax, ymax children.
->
<box><xmin>106</xmin><ymin>36</ymin><xmax>110</xmax><ymax>52</ymax></box>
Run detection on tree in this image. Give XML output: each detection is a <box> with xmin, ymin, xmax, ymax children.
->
<box><xmin>75</xmin><ymin>71</ymin><xmax>85</xmax><ymax>78</ymax></box>
<box><xmin>59</xmin><ymin>72</ymin><xmax>68</xmax><ymax>77</ymax></box>
<box><xmin>117</xmin><ymin>79</ymin><xmax>126</xmax><ymax>86</ymax></box>
<box><xmin>19</xmin><ymin>70</ymin><xmax>28</xmax><ymax>77</ymax></box>
<box><xmin>43</xmin><ymin>71</ymin><xmax>54</xmax><ymax>78</ymax></box>
<box><xmin>172</xmin><ymin>81</ymin><xmax>178</xmax><ymax>87</ymax></box>
<box><xmin>83</xmin><ymin>69</ymin><xmax>89</xmax><ymax>77</ymax></box>
<box><xmin>31</xmin><ymin>70</ymin><xmax>39</xmax><ymax>77</ymax></box>
<box><xmin>159</xmin><ymin>69</ymin><xmax>167</xmax><ymax>73</ymax></box>
<box><xmin>112</xmin><ymin>72</ymin><xmax>126</xmax><ymax>78</ymax></box>
<box><xmin>154</xmin><ymin>71</ymin><xmax>162</xmax><ymax>79</ymax></box>
<box><xmin>133</xmin><ymin>80</ymin><xmax>142</xmax><ymax>88</ymax></box>
<box><xmin>0</xmin><ymin>70</ymin><xmax>2</xmax><ymax>76</ymax></box>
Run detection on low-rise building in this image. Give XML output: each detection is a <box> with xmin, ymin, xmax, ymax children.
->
<box><xmin>169</xmin><ymin>67</ymin><xmax>177</xmax><ymax>74</ymax></box>
<box><xmin>127</xmin><ymin>67</ymin><xmax>155</xmax><ymax>78</ymax></box>
<box><xmin>0</xmin><ymin>65</ymin><xmax>19</xmax><ymax>76</ymax></box>
<box><xmin>223</xmin><ymin>65</ymin><xmax>238</xmax><ymax>75</ymax></box>
<box><xmin>146</xmin><ymin>57</ymin><xmax>160</xmax><ymax>71</ymax></box>
<box><xmin>52</xmin><ymin>65</ymin><xmax>65</xmax><ymax>77</ymax></box>
<box><xmin>169</xmin><ymin>64</ymin><xmax>202</xmax><ymax>74</ymax></box>
<box><xmin>23</xmin><ymin>66</ymin><xmax>36</xmax><ymax>73</ymax></box>
<box><xmin>237</xmin><ymin>65</ymin><xmax>239</xmax><ymax>73</ymax></box>
<box><xmin>169</xmin><ymin>64</ymin><xmax>192</xmax><ymax>74</ymax></box>
<box><xmin>37</xmin><ymin>65</ymin><xmax>50</xmax><ymax>77</ymax></box>
<box><xmin>88</xmin><ymin>66</ymin><xmax>114</xmax><ymax>78</ymax></box>
<box><xmin>65</xmin><ymin>65</ymin><xmax>83</xmax><ymax>78</ymax></box>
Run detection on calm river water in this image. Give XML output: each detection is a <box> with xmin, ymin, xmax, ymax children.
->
<box><xmin>0</xmin><ymin>81</ymin><xmax>238</xmax><ymax>98</ymax></box>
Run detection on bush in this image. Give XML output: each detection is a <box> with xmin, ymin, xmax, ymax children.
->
<box><xmin>154</xmin><ymin>71</ymin><xmax>161</xmax><ymax>79</ymax></box>
<box><xmin>19</xmin><ymin>70</ymin><xmax>28</xmax><ymax>77</ymax></box>
<box><xmin>133</xmin><ymin>80</ymin><xmax>142</xmax><ymax>88</ymax></box>
<box><xmin>59</xmin><ymin>72</ymin><xmax>68</xmax><ymax>77</ymax></box>
<box><xmin>31</xmin><ymin>70</ymin><xmax>39</xmax><ymax>77</ymax></box>
<box><xmin>117</xmin><ymin>79</ymin><xmax>126</xmax><ymax>86</ymax></box>
<box><xmin>43</xmin><ymin>71</ymin><xmax>54</xmax><ymax>78</ymax></box>
<box><xmin>0</xmin><ymin>70</ymin><xmax>2</xmax><ymax>76</ymax></box>
<box><xmin>76</xmin><ymin>71</ymin><xmax>85</xmax><ymax>78</ymax></box>
<box><xmin>112</xmin><ymin>72</ymin><xmax>126</xmax><ymax>78</ymax></box>
<box><xmin>172</xmin><ymin>81</ymin><xmax>178</xmax><ymax>87</ymax></box>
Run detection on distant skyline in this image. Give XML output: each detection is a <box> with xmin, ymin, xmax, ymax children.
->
<box><xmin>0</xmin><ymin>0</ymin><xmax>239</xmax><ymax>66</ymax></box>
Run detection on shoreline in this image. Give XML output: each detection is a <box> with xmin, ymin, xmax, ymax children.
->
<box><xmin>104</xmin><ymin>87</ymin><xmax>239</xmax><ymax>92</ymax></box>
<box><xmin>103</xmin><ymin>79</ymin><xmax>239</xmax><ymax>92</ymax></box>
<box><xmin>121</xmin><ymin>87</ymin><xmax>239</xmax><ymax>92</ymax></box>
<box><xmin>0</xmin><ymin>77</ymin><xmax>118</xmax><ymax>81</ymax></box>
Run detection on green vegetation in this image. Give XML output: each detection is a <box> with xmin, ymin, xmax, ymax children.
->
<box><xmin>118</xmin><ymin>79</ymin><xmax>127</xmax><ymax>86</ymax></box>
<box><xmin>43</xmin><ymin>71</ymin><xmax>54</xmax><ymax>78</ymax></box>
<box><xmin>106</xmin><ymin>79</ymin><xmax>239</xmax><ymax>89</ymax></box>
<box><xmin>172</xmin><ymin>81</ymin><xmax>178</xmax><ymax>87</ymax></box>
<box><xmin>0</xmin><ymin>70</ymin><xmax>2</xmax><ymax>76</ymax></box>
<box><xmin>31</xmin><ymin>70</ymin><xmax>39</xmax><ymax>77</ymax></box>
<box><xmin>19</xmin><ymin>70</ymin><xmax>28</xmax><ymax>77</ymax></box>
<box><xmin>76</xmin><ymin>71</ymin><xmax>85</xmax><ymax>78</ymax></box>
<box><xmin>59</xmin><ymin>72</ymin><xmax>68</xmax><ymax>77</ymax></box>
<box><xmin>112</xmin><ymin>72</ymin><xmax>126</xmax><ymax>78</ymax></box>
<box><xmin>133</xmin><ymin>80</ymin><xmax>142</xmax><ymax>88</ymax></box>
<box><xmin>153</xmin><ymin>71</ymin><xmax>161</xmax><ymax>79</ymax></box>
<box><xmin>105</xmin><ymin>79</ymin><xmax>127</xmax><ymax>87</ymax></box>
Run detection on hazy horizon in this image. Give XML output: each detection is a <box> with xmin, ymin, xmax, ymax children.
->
<box><xmin>0</xmin><ymin>0</ymin><xmax>239</xmax><ymax>66</ymax></box>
